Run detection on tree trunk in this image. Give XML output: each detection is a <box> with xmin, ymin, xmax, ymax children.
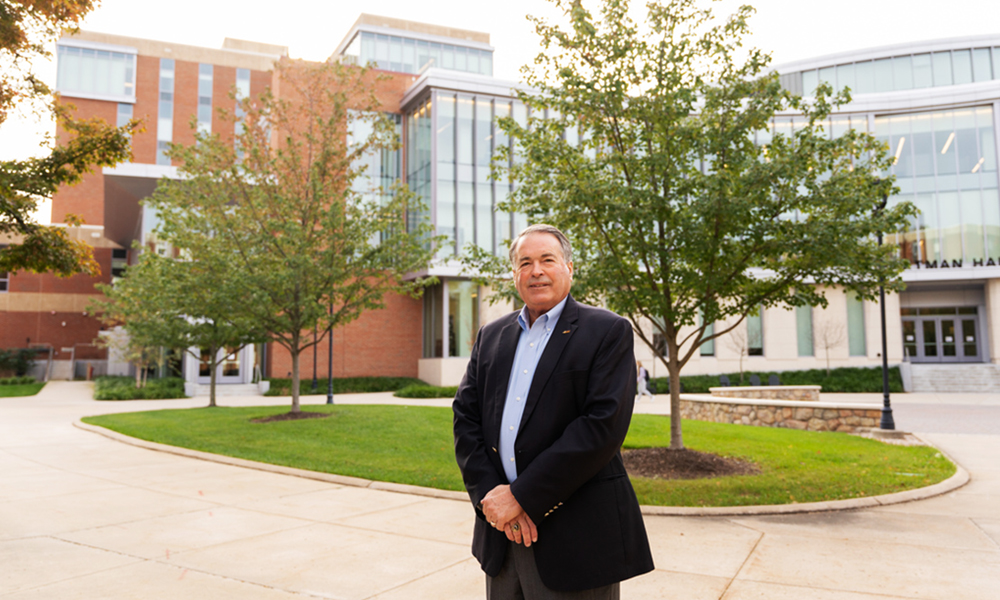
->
<box><xmin>208</xmin><ymin>345</ymin><xmax>218</xmax><ymax>408</ymax></box>
<box><xmin>290</xmin><ymin>349</ymin><xmax>301</xmax><ymax>413</ymax></box>
<box><xmin>668</xmin><ymin>353</ymin><xmax>684</xmax><ymax>450</ymax></box>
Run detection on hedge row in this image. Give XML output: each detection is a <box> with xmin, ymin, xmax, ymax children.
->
<box><xmin>394</xmin><ymin>384</ymin><xmax>459</xmax><ymax>399</ymax></box>
<box><xmin>264</xmin><ymin>376</ymin><xmax>425</xmax><ymax>396</ymax></box>
<box><xmin>93</xmin><ymin>376</ymin><xmax>187</xmax><ymax>400</ymax></box>
<box><xmin>650</xmin><ymin>366</ymin><xmax>904</xmax><ymax>394</ymax></box>
<box><xmin>0</xmin><ymin>376</ymin><xmax>36</xmax><ymax>385</ymax></box>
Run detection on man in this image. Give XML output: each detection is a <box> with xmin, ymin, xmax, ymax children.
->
<box><xmin>454</xmin><ymin>224</ymin><xmax>654</xmax><ymax>598</ymax></box>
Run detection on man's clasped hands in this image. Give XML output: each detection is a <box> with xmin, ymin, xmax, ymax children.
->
<box><xmin>480</xmin><ymin>484</ymin><xmax>539</xmax><ymax>547</ymax></box>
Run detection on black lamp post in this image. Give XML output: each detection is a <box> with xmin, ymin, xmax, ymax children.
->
<box><xmin>876</xmin><ymin>187</ymin><xmax>896</xmax><ymax>430</ymax></box>
<box><xmin>326</xmin><ymin>304</ymin><xmax>334</xmax><ymax>405</ymax></box>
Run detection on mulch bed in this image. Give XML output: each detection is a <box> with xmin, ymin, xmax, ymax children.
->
<box><xmin>250</xmin><ymin>411</ymin><xmax>331</xmax><ymax>423</ymax></box>
<box><xmin>623</xmin><ymin>447</ymin><xmax>760</xmax><ymax>480</ymax></box>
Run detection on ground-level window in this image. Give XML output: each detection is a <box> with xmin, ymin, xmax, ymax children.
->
<box><xmin>796</xmin><ymin>305</ymin><xmax>814</xmax><ymax>356</ymax></box>
<box><xmin>699</xmin><ymin>312</ymin><xmax>714</xmax><ymax>356</ymax></box>
<box><xmin>747</xmin><ymin>308</ymin><xmax>764</xmax><ymax>356</ymax></box>
<box><xmin>0</xmin><ymin>271</ymin><xmax>7</xmax><ymax>292</ymax></box>
<box><xmin>847</xmin><ymin>294</ymin><xmax>866</xmax><ymax>356</ymax></box>
<box><xmin>422</xmin><ymin>279</ymin><xmax>479</xmax><ymax>358</ymax></box>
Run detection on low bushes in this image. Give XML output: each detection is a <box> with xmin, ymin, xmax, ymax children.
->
<box><xmin>651</xmin><ymin>366</ymin><xmax>905</xmax><ymax>395</ymax></box>
<box><xmin>264</xmin><ymin>376</ymin><xmax>424</xmax><ymax>396</ymax></box>
<box><xmin>93</xmin><ymin>376</ymin><xmax>187</xmax><ymax>400</ymax></box>
<box><xmin>394</xmin><ymin>384</ymin><xmax>458</xmax><ymax>399</ymax></box>
<box><xmin>0</xmin><ymin>348</ymin><xmax>35</xmax><ymax>377</ymax></box>
<box><xmin>0</xmin><ymin>376</ymin><xmax>36</xmax><ymax>385</ymax></box>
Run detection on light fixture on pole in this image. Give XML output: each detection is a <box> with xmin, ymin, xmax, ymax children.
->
<box><xmin>326</xmin><ymin>303</ymin><xmax>334</xmax><ymax>405</ymax></box>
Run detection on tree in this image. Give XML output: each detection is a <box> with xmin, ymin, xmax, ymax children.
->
<box><xmin>476</xmin><ymin>0</ymin><xmax>916</xmax><ymax>449</ymax></box>
<box><xmin>91</xmin><ymin>251</ymin><xmax>266</xmax><ymax>407</ymax></box>
<box><xmin>149</xmin><ymin>60</ymin><xmax>438</xmax><ymax>413</ymax></box>
<box><xmin>1</xmin><ymin>0</ymin><xmax>136</xmax><ymax>276</ymax></box>
<box><xmin>814</xmin><ymin>315</ymin><xmax>846</xmax><ymax>376</ymax></box>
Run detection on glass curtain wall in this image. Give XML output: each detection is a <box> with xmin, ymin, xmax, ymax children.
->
<box><xmin>877</xmin><ymin>106</ymin><xmax>1000</xmax><ymax>265</ymax></box>
<box><xmin>56</xmin><ymin>44</ymin><xmax>136</xmax><ymax>99</ymax></box>
<box><xmin>429</xmin><ymin>90</ymin><xmax>520</xmax><ymax>256</ymax></box>
<box><xmin>342</xmin><ymin>31</ymin><xmax>493</xmax><ymax>76</ymax></box>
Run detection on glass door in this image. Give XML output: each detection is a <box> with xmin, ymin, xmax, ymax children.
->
<box><xmin>197</xmin><ymin>347</ymin><xmax>244</xmax><ymax>384</ymax></box>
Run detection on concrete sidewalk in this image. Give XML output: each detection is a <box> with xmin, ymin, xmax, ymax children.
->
<box><xmin>2</xmin><ymin>382</ymin><xmax>998</xmax><ymax>599</ymax></box>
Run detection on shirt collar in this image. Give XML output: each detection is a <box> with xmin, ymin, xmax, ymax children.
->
<box><xmin>517</xmin><ymin>295</ymin><xmax>570</xmax><ymax>332</ymax></box>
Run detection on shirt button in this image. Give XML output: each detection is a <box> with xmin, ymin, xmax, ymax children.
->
<box><xmin>529</xmin><ymin>343</ymin><xmax>534</xmax><ymax>347</ymax></box>
<box><xmin>510</xmin><ymin>457</ymin><xmax>515</xmax><ymax>461</ymax></box>
<box><xmin>509</xmin><ymin>426</ymin><xmax>514</xmax><ymax>430</ymax></box>
<box><xmin>523</xmin><ymin>369</ymin><xmax>528</xmax><ymax>374</ymax></box>
<box><xmin>516</xmin><ymin>397</ymin><xmax>521</xmax><ymax>401</ymax></box>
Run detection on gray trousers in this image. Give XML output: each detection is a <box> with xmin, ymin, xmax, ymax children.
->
<box><xmin>486</xmin><ymin>542</ymin><xmax>621</xmax><ymax>600</ymax></box>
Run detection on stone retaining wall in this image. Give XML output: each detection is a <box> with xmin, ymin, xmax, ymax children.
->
<box><xmin>709</xmin><ymin>385</ymin><xmax>821</xmax><ymax>401</ymax></box>
<box><xmin>679</xmin><ymin>394</ymin><xmax>881</xmax><ymax>433</ymax></box>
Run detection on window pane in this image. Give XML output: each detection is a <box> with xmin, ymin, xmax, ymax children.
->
<box><xmin>953</xmin><ymin>50</ymin><xmax>973</xmax><ymax>84</ymax></box>
<box><xmin>747</xmin><ymin>309</ymin><xmax>763</xmax><ymax>356</ymax></box>
<box><xmin>854</xmin><ymin>61</ymin><xmax>874</xmax><ymax>94</ymax></box>
<box><xmin>836</xmin><ymin>63</ymin><xmax>856</xmax><ymax>92</ymax></box>
<box><xmin>796</xmin><ymin>305</ymin><xmax>813</xmax><ymax>357</ymax></box>
<box><xmin>893</xmin><ymin>55</ymin><xmax>913</xmax><ymax>90</ymax></box>
<box><xmin>448</xmin><ymin>281</ymin><xmax>479</xmax><ymax>357</ymax></box>
<box><xmin>973</xmin><ymin>48</ymin><xmax>992</xmax><ymax>82</ymax></box>
<box><xmin>802</xmin><ymin>69</ymin><xmax>818</xmax><ymax>94</ymax></box>
<box><xmin>912</xmin><ymin>53</ymin><xmax>933</xmax><ymax>88</ymax></box>
<box><xmin>874</xmin><ymin>58</ymin><xmax>893</xmax><ymax>92</ymax></box>
<box><xmin>933</xmin><ymin>52</ymin><xmax>952</xmax><ymax>86</ymax></box>
<box><xmin>846</xmin><ymin>295</ymin><xmax>866</xmax><ymax>356</ymax></box>
<box><xmin>819</xmin><ymin>66</ymin><xmax>835</xmax><ymax>89</ymax></box>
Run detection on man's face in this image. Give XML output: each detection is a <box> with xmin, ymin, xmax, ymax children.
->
<box><xmin>512</xmin><ymin>232</ymin><xmax>574</xmax><ymax>323</ymax></box>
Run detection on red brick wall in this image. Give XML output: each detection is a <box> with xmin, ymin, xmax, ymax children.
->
<box><xmin>8</xmin><ymin>247</ymin><xmax>113</xmax><ymax>294</ymax></box>
<box><xmin>267</xmin><ymin>291</ymin><xmax>423</xmax><ymax>379</ymax></box>
<box><xmin>0</xmin><ymin>311</ymin><xmax>107</xmax><ymax>359</ymax></box>
<box><xmin>171</xmin><ymin>59</ymin><xmax>199</xmax><ymax>160</ymax></box>
<box><xmin>131</xmin><ymin>54</ymin><xmax>160</xmax><ymax>164</ymax></box>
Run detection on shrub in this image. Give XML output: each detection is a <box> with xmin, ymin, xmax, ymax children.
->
<box><xmin>651</xmin><ymin>366</ymin><xmax>904</xmax><ymax>395</ymax></box>
<box><xmin>93</xmin><ymin>376</ymin><xmax>186</xmax><ymax>400</ymax></box>
<box><xmin>0</xmin><ymin>348</ymin><xmax>35</xmax><ymax>377</ymax></box>
<box><xmin>0</xmin><ymin>376</ymin><xmax>36</xmax><ymax>385</ymax></box>
<box><xmin>394</xmin><ymin>384</ymin><xmax>459</xmax><ymax>399</ymax></box>
<box><xmin>263</xmin><ymin>376</ymin><xmax>424</xmax><ymax>396</ymax></box>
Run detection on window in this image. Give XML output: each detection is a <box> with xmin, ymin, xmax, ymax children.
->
<box><xmin>116</xmin><ymin>103</ymin><xmax>132</xmax><ymax>127</ymax></box>
<box><xmin>235</xmin><ymin>68</ymin><xmax>251</xmax><ymax>158</ymax></box>
<box><xmin>56</xmin><ymin>43</ymin><xmax>136</xmax><ymax>100</ymax></box>
<box><xmin>157</xmin><ymin>58</ymin><xmax>175</xmax><ymax>165</ymax></box>
<box><xmin>796</xmin><ymin>305</ymin><xmax>814</xmax><ymax>356</ymax></box>
<box><xmin>197</xmin><ymin>63</ymin><xmax>213</xmax><ymax>135</ymax></box>
<box><xmin>747</xmin><ymin>308</ymin><xmax>764</xmax><ymax>356</ymax></box>
<box><xmin>0</xmin><ymin>271</ymin><xmax>8</xmax><ymax>292</ymax></box>
<box><xmin>699</xmin><ymin>313</ymin><xmax>714</xmax><ymax>356</ymax></box>
<box><xmin>846</xmin><ymin>295</ymin><xmax>866</xmax><ymax>356</ymax></box>
<box><xmin>422</xmin><ymin>280</ymin><xmax>479</xmax><ymax>358</ymax></box>
<box><xmin>111</xmin><ymin>248</ymin><xmax>128</xmax><ymax>278</ymax></box>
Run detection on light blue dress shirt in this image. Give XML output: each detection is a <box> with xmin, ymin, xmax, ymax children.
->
<box><xmin>498</xmin><ymin>295</ymin><xmax>569</xmax><ymax>483</ymax></box>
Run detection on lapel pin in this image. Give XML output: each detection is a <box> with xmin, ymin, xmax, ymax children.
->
<box><xmin>562</xmin><ymin>330</ymin><xmax>571</xmax><ymax>334</ymax></box>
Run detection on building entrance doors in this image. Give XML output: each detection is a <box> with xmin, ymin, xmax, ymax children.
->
<box><xmin>901</xmin><ymin>307</ymin><xmax>981</xmax><ymax>363</ymax></box>
<box><xmin>197</xmin><ymin>346</ymin><xmax>245</xmax><ymax>384</ymax></box>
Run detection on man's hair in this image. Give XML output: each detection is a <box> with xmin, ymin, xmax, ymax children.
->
<box><xmin>509</xmin><ymin>224</ymin><xmax>573</xmax><ymax>267</ymax></box>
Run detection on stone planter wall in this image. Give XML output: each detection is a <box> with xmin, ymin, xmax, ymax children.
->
<box><xmin>709</xmin><ymin>385</ymin><xmax>821</xmax><ymax>402</ymax></box>
<box><xmin>679</xmin><ymin>394</ymin><xmax>881</xmax><ymax>433</ymax></box>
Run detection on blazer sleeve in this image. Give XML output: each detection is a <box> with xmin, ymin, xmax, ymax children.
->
<box><xmin>509</xmin><ymin>316</ymin><xmax>637</xmax><ymax>524</ymax></box>
<box><xmin>453</xmin><ymin>327</ymin><xmax>507</xmax><ymax>514</ymax></box>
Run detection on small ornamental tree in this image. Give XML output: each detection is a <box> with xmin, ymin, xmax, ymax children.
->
<box><xmin>149</xmin><ymin>60</ymin><xmax>437</xmax><ymax>413</ymax></box>
<box><xmin>470</xmin><ymin>0</ymin><xmax>917</xmax><ymax>449</ymax></box>
<box><xmin>92</xmin><ymin>251</ymin><xmax>266</xmax><ymax>406</ymax></box>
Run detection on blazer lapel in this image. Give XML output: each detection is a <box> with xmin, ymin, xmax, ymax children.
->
<box><xmin>491</xmin><ymin>317</ymin><xmax>523</xmax><ymax>431</ymax></box>
<box><xmin>518</xmin><ymin>296</ymin><xmax>579</xmax><ymax>431</ymax></box>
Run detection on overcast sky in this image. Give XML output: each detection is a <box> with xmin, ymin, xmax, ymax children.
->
<box><xmin>4</xmin><ymin>0</ymin><xmax>1000</xmax><ymax>163</ymax></box>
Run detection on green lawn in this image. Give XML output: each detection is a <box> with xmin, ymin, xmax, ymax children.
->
<box><xmin>0</xmin><ymin>383</ymin><xmax>46</xmax><ymax>397</ymax></box>
<box><xmin>82</xmin><ymin>406</ymin><xmax>956</xmax><ymax>507</ymax></box>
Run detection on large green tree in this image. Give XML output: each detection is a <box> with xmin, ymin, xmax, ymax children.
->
<box><xmin>149</xmin><ymin>60</ymin><xmax>438</xmax><ymax>413</ymax></box>
<box><xmin>483</xmin><ymin>0</ymin><xmax>916</xmax><ymax>449</ymax></box>
<box><xmin>1</xmin><ymin>0</ymin><xmax>135</xmax><ymax>276</ymax></box>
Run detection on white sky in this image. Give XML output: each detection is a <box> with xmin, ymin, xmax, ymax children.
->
<box><xmin>4</xmin><ymin>0</ymin><xmax>1000</xmax><ymax>163</ymax></box>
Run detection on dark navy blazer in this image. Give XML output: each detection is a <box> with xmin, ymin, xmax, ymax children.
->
<box><xmin>453</xmin><ymin>296</ymin><xmax>654</xmax><ymax>592</ymax></box>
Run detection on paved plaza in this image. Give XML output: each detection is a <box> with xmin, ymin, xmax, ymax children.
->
<box><xmin>1</xmin><ymin>382</ymin><xmax>998</xmax><ymax>599</ymax></box>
